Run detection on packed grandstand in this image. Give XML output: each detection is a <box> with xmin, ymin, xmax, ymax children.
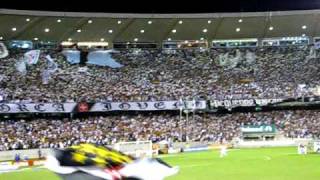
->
<box><xmin>0</xmin><ymin>9</ymin><xmax>320</xmax><ymax>153</ymax></box>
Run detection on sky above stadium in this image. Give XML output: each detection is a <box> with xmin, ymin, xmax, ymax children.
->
<box><xmin>2</xmin><ymin>0</ymin><xmax>320</xmax><ymax>13</ymax></box>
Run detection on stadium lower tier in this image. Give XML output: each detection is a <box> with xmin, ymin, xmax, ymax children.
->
<box><xmin>1</xmin><ymin>110</ymin><xmax>320</xmax><ymax>151</ymax></box>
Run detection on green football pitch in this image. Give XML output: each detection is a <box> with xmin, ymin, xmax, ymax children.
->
<box><xmin>1</xmin><ymin>147</ymin><xmax>320</xmax><ymax>180</ymax></box>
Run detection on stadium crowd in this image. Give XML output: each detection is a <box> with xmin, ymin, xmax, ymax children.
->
<box><xmin>1</xmin><ymin>110</ymin><xmax>320</xmax><ymax>151</ymax></box>
<box><xmin>0</xmin><ymin>45</ymin><xmax>319</xmax><ymax>103</ymax></box>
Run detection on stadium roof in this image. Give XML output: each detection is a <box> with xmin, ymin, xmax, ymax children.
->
<box><xmin>1</xmin><ymin>9</ymin><xmax>320</xmax><ymax>43</ymax></box>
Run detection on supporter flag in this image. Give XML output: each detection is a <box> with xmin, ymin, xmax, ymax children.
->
<box><xmin>41</xmin><ymin>70</ymin><xmax>50</xmax><ymax>85</ymax></box>
<box><xmin>45</xmin><ymin>55</ymin><xmax>58</xmax><ymax>73</ymax></box>
<box><xmin>218</xmin><ymin>53</ymin><xmax>229</xmax><ymax>66</ymax></box>
<box><xmin>0</xmin><ymin>42</ymin><xmax>9</xmax><ymax>59</ymax></box>
<box><xmin>15</xmin><ymin>59</ymin><xmax>27</xmax><ymax>75</ymax></box>
<box><xmin>45</xmin><ymin>143</ymin><xmax>179</xmax><ymax>180</ymax></box>
<box><xmin>228</xmin><ymin>49</ymin><xmax>242</xmax><ymax>68</ymax></box>
<box><xmin>314</xmin><ymin>41</ymin><xmax>320</xmax><ymax>49</ymax></box>
<box><xmin>87</xmin><ymin>50</ymin><xmax>123</xmax><ymax>68</ymax></box>
<box><xmin>62</xmin><ymin>50</ymin><xmax>80</xmax><ymax>64</ymax></box>
<box><xmin>245</xmin><ymin>50</ymin><xmax>256</xmax><ymax>64</ymax></box>
<box><xmin>24</xmin><ymin>50</ymin><xmax>41</xmax><ymax>64</ymax></box>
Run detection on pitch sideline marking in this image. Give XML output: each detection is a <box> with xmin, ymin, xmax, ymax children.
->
<box><xmin>182</xmin><ymin>162</ymin><xmax>215</xmax><ymax>168</ymax></box>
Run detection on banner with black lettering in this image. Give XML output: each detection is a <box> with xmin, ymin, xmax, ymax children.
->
<box><xmin>89</xmin><ymin>100</ymin><xmax>207</xmax><ymax>112</ymax></box>
<box><xmin>210</xmin><ymin>98</ymin><xmax>283</xmax><ymax>108</ymax></box>
<box><xmin>0</xmin><ymin>103</ymin><xmax>77</xmax><ymax>113</ymax></box>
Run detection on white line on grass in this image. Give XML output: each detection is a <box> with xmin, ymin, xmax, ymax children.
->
<box><xmin>182</xmin><ymin>162</ymin><xmax>215</xmax><ymax>168</ymax></box>
<box><xmin>263</xmin><ymin>156</ymin><xmax>272</xmax><ymax>161</ymax></box>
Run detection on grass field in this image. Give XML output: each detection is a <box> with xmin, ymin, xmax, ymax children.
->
<box><xmin>1</xmin><ymin>147</ymin><xmax>320</xmax><ymax>180</ymax></box>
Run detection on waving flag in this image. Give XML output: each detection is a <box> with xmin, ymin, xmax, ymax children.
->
<box><xmin>45</xmin><ymin>55</ymin><xmax>58</xmax><ymax>73</ymax></box>
<box><xmin>46</xmin><ymin>143</ymin><xmax>178</xmax><ymax>180</ymax></box>
<box><xmin>0</xmin><ymin>42</ymin><xmax>9</xmax><ymax>59</ymax></box>
<box><xmin>87</xmin><ymin>50</ymin><xmax>123</xmax><ymax>68</ymax></box>
<box><xmin>314</xmin><ymin>41</ymin><xmax>320</xmax><ymax>49</ymax></box>
<box><xmin>41</xmin><ymin>70</ymin><xmax>50</xmax><ymax>84</ymax></box>
<box><xmin>15</xmin><ymin>59</ymin><xmax>27</xmax><ymax>75</ymax></box>
<box><xmin>24</xmin><ymin>50</ymin><xmax>41</xmax><ymax>64</ymax></box>
<box><xmin>62</xmin><ymin>50</ymin><xmax>80</xmax><ymax>64</ymax></box>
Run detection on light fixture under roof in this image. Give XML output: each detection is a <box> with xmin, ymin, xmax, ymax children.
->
<box><xmin>302</xmin><ymin>34</ymin><xmax>306</xmax><ymax>37</ymax></box>
<box><xmin>57</xmin><ymin>19</ymin><xmax>61</xmax><ymax>23</ymax></box>
<box><xmin>26</xmin><ymin>18</ymin><xmax>30</xmax><ymax>22</ymax></box>
<box><xmin>178</xmin><ymin>20</ymin><xmax>183</xmax><ymax>24</ymax></box>
<box><xmin>269</xmin><ymin>26</ymin><xmax>274</xmax><ymax>31</ymax></box>
<box><xmin>302</xmin><ymin>25</ymin><xmax>307</xmax><ymax>29</ymax></box>
<box><xmin>200</xmin><ymin>37</ymin><xmax>204</xmax><ymax>40</ymax></box>
<box><xmin>184</xmin><ymin>40</ymin><xmax>189</xmax><ymax>43</ymax></box>
<box><xmin>100</xmin><ymin>38</ymin><xmax>105</xmax><ymax>42</ymax></box>
<box><xmin>117</xmin><ymin>20</ymin><xmax>122</xmax><ymax>24</ymax></box>
<box><xmin>44</xmin><ymin>28</ymin><xmax>50</xmax><ymax>32</ymax></box>
<box><xmin>148</xmin><ymin>20</ymin><xmax>152</xmax><ymax>24</ymax></box>
<box><xmin>108</xmin><ymin>29</ymin><xmax>113</xmax><ymax>34</ymax></box>
<box><xmin>236</xmin><ymin>28</ymin><xmax>240</xmax><ymax>32</ymax></box>
<box><xmin>238</xmin><ymin>19</ymin><xmax>243</xmax><ymax>23</ymax></box>
<box><xmin>77</xmin><ymin>29</ymin><xmax>82</xmax><ymax>33</ymax></box>
<box><xmin>68</xmin><ymin>38</ymin><xmax>72</xmax><ymax>41</ymax></box>
<box><xmin>167</xmin><ymin>38</ymin><xmax>172</xmax><ymax>41</ymax></box>
<box><xmin>134</xmin><ymin>38</ymin><xmax>138</xmax><ymax>42</ymax></box>
<box><xmin>208</xmin><ymin>20</ymin><xmax>212</xmax><ymax>24</ymax></box>
<box><xmin>172</xmin><ymin>29</ymin><xmax>177</xmax><ymax>33</ymax></box>
<box><xmin>12</xmin><ymin>27</ymin><xmax>17</xmax><ymax>31</ymax></box>
<box><xmin>140</xmin><ymin>29</ymin><xmax>145</xmax><ymax>33</ymax></box>
<box><xmin>0</xmin><ymin>36</ymin><xmax>3</xmax><ymax>40</ymax></box>
<box><xmin>195</xmin><ymin>40</ymin><xmax>199</xmax><ymax>43</ymax></box>
<box><xmin>88</xmin><ymin>20</ymin><xmax>93</xmax><ymax>24</ymax></box>
<box><xmin>34</xmin><ymin>37</ymin><xmax>38</xmax><ymax>41</ymax></box>
<box><xmin>203</xmin><ymin>29</ymin><xmax>208</xmax><ymax>33</ymax></box>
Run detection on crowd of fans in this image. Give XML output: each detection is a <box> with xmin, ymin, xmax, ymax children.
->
<box><xmin>0</xmin><ymin>45</ymin><xmax>319</xmax><ymax>103</ymax></box>
<box><xmin>1</xmin><ymin>110</ymin><xmax>320</xmax><ymax>151</ymax></box>
<box><xmin>1</xmin><ymin>44</ymin><xmax>320</xmax><ymax>151</ymax></box>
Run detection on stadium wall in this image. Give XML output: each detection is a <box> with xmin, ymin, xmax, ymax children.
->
<box><xmin>233</xmin><ymin>139</ymin><xmax>313</xmax><ymax>148</ymax></box>
<box><xmin>0</xmin><ymin>148</ymin><xmax>52</xmax><ymax>161</ymax></box>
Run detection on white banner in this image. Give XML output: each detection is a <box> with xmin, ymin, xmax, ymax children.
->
<box><xmin>0</xmin><ymin>103</ymin><xmax>77</xmax><ymax>113</ymax></box>
<box><xmin>90</xmin><ymin>100</ymin><xmax>207</xmax><ymax>112</ymax></box>
<box><xmin>210</xmin><ymin>98</ymin><xmax>283</xmax><ymax>108</ymax></box>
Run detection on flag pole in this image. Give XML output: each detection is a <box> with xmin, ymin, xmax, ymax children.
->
<box><xmin>179</xmin><ymin>98</ymin><xmax>183</xmax><ymax>141</ymax></box>
<box><xmin>186</xmin><ymin>109</ymin><xmax>188</xmax><ymax>142</ymax></box>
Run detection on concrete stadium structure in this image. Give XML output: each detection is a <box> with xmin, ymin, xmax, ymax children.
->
<box><xmin>0</xmin><ymin>8</ymin><xmax>320</xmax><ymax>45</ymax></box>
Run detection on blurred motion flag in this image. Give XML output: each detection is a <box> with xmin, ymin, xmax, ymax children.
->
<box><xmin>0</xmin><ymin>42</ymin><xmax>9</xmax><ymax>59</ymax></box>
<box><xmin>15</xmin><ymin>59</ymin><xmax>27</xmax><ymax>75</ymax></box>
<box><xmin>314</xmin><ymin>41</ymin><xmax>320</xmax><ymax>49</ymax></box>
<box><xmin>87</xmin><ymin>50</ymin><xmax>123</xmax><ymax>68</ymax></box>
<box><xmin>24</xmin><ymin>50</ymin><xmax>41</xmax><ymax>64</ymax></box>
<box><xmin>41</xmin><ymin>70</ymin><xmax>50</xmax><ymax>85</ymax></box>
<box><xmin>46</xmin><ymin>143</ymin><xmax>179</xmax><ymax>180</ymax></box>
<box><xmin>62</xmin><ymin>50</ymin><xmax>80</xmax><ymax>64</ymax></box>
<box><xmin>46</xmin><ymin>55</ymin><xmax>58</xmax><ymax>73</ymax></box>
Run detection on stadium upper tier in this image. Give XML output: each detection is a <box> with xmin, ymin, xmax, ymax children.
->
<box><xmin>1</xmin><ymin>9</ymin><xmax>320</xmax><ymax>42</ymax></box>
<box><xmin>0</xmin><ymin>45</ymin><xmax>319</xmax><ymax>103</ymax></box>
